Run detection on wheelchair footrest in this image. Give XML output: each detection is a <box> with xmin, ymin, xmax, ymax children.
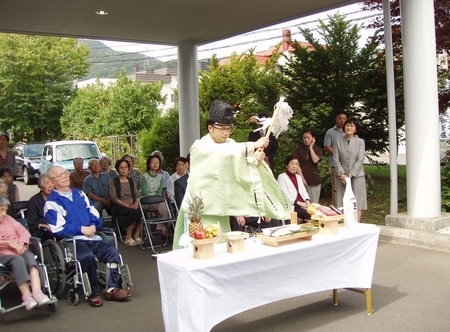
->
<box><xmin>120</xmin><ymin>264</ymin><xmax>133</xmax><ymax>288</ymax></box>
<box><xmin>82</xmin><ymin>272</ymin><xmax>92</xmax><ymax>297</ymax></box>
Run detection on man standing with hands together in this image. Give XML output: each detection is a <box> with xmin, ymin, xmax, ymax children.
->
<box><xmin>324</xmin><ymin>111</ymin><xmax>347</xmax><ymax>207</ymax></box>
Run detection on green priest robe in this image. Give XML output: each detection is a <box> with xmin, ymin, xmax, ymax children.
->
<box><xmin>173</xmin><ymin>134</ymin><xmax>291</xmax><ymax>249</ymax></box>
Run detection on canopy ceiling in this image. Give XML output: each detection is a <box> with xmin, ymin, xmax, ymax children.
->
<box><xmin>0</xmin><ymin>0</ymin><xmax>358</xmax><ymax>46</ymax></box>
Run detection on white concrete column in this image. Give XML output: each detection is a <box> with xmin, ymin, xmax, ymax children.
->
<box><xmin>383</xmin><ymin>0</ymin><xmax>398</xmax><ymax>215</ymax></box>
<box><xmin>401</xmin><ymin>0</ymin><xmax>441</xmax><ymax>217</ymax></box>
<box><xmin>178</xmin><ymin>40</ymin><xmax>200</xmax><ymax>157</ymax></box>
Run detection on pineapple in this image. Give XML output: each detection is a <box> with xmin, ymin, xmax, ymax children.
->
<box><xmin>186</xmin><ymin>192</ymin><xmax>205</xmax><ymax>237</ymax></box>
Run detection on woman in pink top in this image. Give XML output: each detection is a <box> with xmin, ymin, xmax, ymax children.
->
<box><xmin>0</xmin><ymin>196</ymin><xmax>51</xmax><ymax>310</ymax></box>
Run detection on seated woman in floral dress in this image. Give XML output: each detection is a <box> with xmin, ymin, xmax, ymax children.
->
<box><xmin>140</xmin><ymin>155</ymin><xmax>171</xmax><ymax>239</ymax></box>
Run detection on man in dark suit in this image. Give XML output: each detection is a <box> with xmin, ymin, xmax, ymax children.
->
<box><xmin>174</xmin><ymin>154</ymin><xmax>189</xmax><ymax>209</ymax></box>
<box><xmin>248</xmin><ymin>113</ymin><xmax>278</xmax><ymax>170</ymax></box>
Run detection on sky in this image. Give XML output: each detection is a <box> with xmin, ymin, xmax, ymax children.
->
<box><xmin>99</xmin><ymin>3</ymin><xmax>382</xmax><ymax>62</ymax></box>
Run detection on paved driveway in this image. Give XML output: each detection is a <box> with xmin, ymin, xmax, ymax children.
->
<box><xmin>1</xmin><ymin>239</ymin><xmax>449</xmax><ymax>332</ymax></box>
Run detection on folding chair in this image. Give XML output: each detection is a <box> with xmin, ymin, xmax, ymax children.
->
<box><xmin>109</xmin><ymin>203</ymin><xmax>126</xmax><ymax>243</ymax></box>
<box><xmin>167</xmin><ymin>200</ymin><xmax>179</xmax><ymax>220</ymax></box>
<box><xmin>139</xmin><ymin>195</ymin><xmax>176</xmax><ymax>253</ymax></box>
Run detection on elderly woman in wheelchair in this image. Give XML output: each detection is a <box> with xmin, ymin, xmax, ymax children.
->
<box><xmin>0</xmin><ymin>196</ymin><xmax>52</xmax><ymax>311</ymax></box>
<box><xmin>43</xmin><ymin>165</ymin><xmax>131</xmax><ymax>307</ymax></box>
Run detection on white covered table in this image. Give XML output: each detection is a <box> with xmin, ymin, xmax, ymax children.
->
<box><xmin>157</xmin><ymin>224</ymin><xmax>380</xmax><ymax>332</ymax></box>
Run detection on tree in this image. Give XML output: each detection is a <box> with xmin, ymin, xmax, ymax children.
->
<box><xmin>102</xmin><ymin>70</ymin><xmax>165</xmax><ymax>136</ymax></box>
<box><xmin>139</xmin><ymin>108</ymin><xmax>180</xmax><ymax>174</ymax></box>
<box><xmin>61</xmin><ymin>70</ymin><xmax>165</xmax><ymax>140</ymax></box>
<box><xmin>280</xmin><ymin>13</ymin><xmax>394</xmax><ymax>155</ymax></box>
<box><xmin>0</xmin><ymin>34</ymin><xmax>89</xmax><ymax>141</ymax></box>
<box><xmin>199</xmin><ymin>50</ymin><xmax>284</xmax><ymax>135</ymax></box>
<box><xmin>61</xmin><ymin>79</ymin><xmax>110</xmax><ymax>140</ymax></box>
<box><xmin>362</xmin><ymin>0</ymin><xmax>450</xmax><ymax>113</ymax></box>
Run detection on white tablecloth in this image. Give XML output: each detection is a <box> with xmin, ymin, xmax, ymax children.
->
<box><xmin>157</xmin><ymin>224</ymin><xmax>380</xmax><ymax>332</ymax></box>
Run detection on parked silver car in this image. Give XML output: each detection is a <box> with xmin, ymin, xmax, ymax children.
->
<box><xmin>39</xmin><ymin>140</ymin><xmax>102</xmax><ymax>174</ymax></box>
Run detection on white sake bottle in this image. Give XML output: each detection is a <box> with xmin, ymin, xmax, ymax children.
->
<box><xmin>343</xmin><ymin>177</ymin><xmax>358</xmax><ymax>227</ymax></box>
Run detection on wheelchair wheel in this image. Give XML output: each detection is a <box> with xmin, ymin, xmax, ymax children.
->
<box><xmin>48</xmin><ymin>301</ymin><xmax>57</xmax><ymax>312</ymax></box>
<box><xmin>43</xmin><ymin>240</ymin><xmax>66</xmax><ymax>299</ymax></box>
<box><xmin>68</xmin><ymin>288</ymin><xmax>79</xmax><ymax>306</ymax></box>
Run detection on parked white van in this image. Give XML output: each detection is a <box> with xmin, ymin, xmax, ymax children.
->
<box><xmin>39</xmin><ymin>140</ymin><xmax>102</xmax><ymax>174</ymax></box>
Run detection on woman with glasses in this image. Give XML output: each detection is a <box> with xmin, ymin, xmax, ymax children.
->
<box><xmin>294</xmin><ymin>129</ymin><xmax>323</xmax><ymax>203</ymax></box>
<box><xmin>277</xmin><ymin>154</ymin><xmax>312</xmax><ymax>223</ymax></box>
<box><xmin>109</xmin><ymin>159</ymin><xmax>142</xmax><ymax>246</ymax></box>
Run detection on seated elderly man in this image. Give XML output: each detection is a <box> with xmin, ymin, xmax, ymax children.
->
<box><xmin>0</xmin><ymin>195</ymin><xmax>51</xmax><ymax>310</ymax></box>
<box><xmin>69</xmin><ymin>157</ymin><xmax>90</xmax><ymax>190</ymax></box>
<box><xmin>83</xmin><ymin>158</ymin><xmax>111</xmax><ymax>216</ymax></box>
<box><xmin>27</xmin><ymin>174</ymin><xmax>54</xmax><ymax>241</ymax></box>
<box><xmin>44</xmin><ymin>165</ymin><xmax>130</xmax><ymax>307</ymax></box>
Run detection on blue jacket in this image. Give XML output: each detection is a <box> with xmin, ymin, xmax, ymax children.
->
<box><xmin>44</xmin><ymin>188</ymin><xmax>102</xmax><ymax>236</ymax></box>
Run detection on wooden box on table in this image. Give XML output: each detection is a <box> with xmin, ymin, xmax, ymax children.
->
<box><xmin>311</xmin><ymin>214</ymin><xmax>344</xmax><ymax>235</ymax></box>
<box><xmin>222</xmin><ymin>232</ymin><xmax>249</xmax><ymax>254</ymax></box>
<box><xmin>192</xmin><ymin>237</ymin><xmax>219</xmax><ymax>260</ymax></box>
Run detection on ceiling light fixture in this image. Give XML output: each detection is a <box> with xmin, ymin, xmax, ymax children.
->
<box><xmin>96</xmin><ymin>10</ymin><xmax>108</xmax><ymax>15</ymax></box>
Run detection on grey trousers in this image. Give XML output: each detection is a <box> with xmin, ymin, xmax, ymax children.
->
<box><xmin>330</xmin><ymin>167</ymin><xmax>338</xmax><ymax>207</ymax></box>
<box><xmin>307</xmin><ymin>184</ymin><xmax>321</xmax><ymax>204</ymax></box>
<box><xmin>0</xmin><ymin>251</ymin><xmax>37</xmax><ymax>286</ymax></box>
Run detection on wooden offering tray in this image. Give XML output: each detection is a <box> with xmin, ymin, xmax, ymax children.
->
<box><xmin>256</xmin><ymin>226</ymin><xmax>318</xmax><ymax>247</ymax></box>
<box><xmin>222</xmin><ymin>232</ymin><xmax>249</xmax><ymax>254</ymax></box>
<box><xmin>311</xmin><ymin>214</ymin><xmax>344</xmax><ymax>235</ymax></box>
<box><xmin>192</xmin><ymin>237</ymin><xmax>220</xmax><ymax>260</ymax></box>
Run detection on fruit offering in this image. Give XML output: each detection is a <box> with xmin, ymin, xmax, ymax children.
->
<box><xmin>307</xmin><ymin>203</ymin><xmax>338</xmax><ymax>216</ymax></box>
<box><xmin>186</xmin><ymin>192</ymin><xmax>205</xmax><ymax>237</ymax></box>
<box><xmin>193</xmin><ymin>230</ymin><xmax>206</xmax><ymax>239</ymax></box>
<box><xmin>205</xmin><ymin>224</ymin><xmax>220</xmax><ymax>238</ymax></box>
<box><xmin>306</xmin><ymin>205</ymin><xmax>317</xmax><ymax>215</ymax></box>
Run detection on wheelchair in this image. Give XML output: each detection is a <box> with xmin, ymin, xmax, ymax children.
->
<box><xmin>42</xmin><ymin>228</ymin><xmax>132</xmax><ymax>305</ymax></box>
<box><xmin>0</xmin><ymin>237</ymin><xmax>58</xmax><ymax>315</ymax></box>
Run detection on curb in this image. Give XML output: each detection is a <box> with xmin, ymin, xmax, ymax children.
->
<box><xmin>378</xmin><ymin>225</ymin><xmax>450</xmax><ymax>254</ymax></box>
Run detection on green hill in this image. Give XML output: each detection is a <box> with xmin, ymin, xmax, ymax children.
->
<box><xmin>81</xmin><ymin>39</ymin><xmax>177</xmax><ymax>79</ymax></box>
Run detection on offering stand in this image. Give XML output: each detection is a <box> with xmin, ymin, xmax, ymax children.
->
<box><xmin>222</xmin><ymin>232</ymin><xmax>249</xmax><ymax>253</ymax></box>
<box><xmin>191</xmin><ymin>237</ymin><xmax>220</xmax><ymax>260</ymax></box>
<box><xmin>311</xmin><ymin>214</ymin><xmax>344</xmax><ymax>235</ymax></box>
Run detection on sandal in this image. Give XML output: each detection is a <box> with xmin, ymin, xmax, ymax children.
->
<box><xmin>88</xmin><ymin>293</ymin><xmax>103</xmax><ymax>307</ymax></box>
<box><xmin>125</xmin><ymin>239</ymin><xmax>137</xmax><ymax>246</ymax></box>
<box><xmin>104</xmin><ymin>288</ymin><xmax>130</xmax><ymax>301</ymax></box>
<box><xmin>134</xmin><ymin>237</ymin><xmax>144</xmax><ymax>245</ymax></box>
